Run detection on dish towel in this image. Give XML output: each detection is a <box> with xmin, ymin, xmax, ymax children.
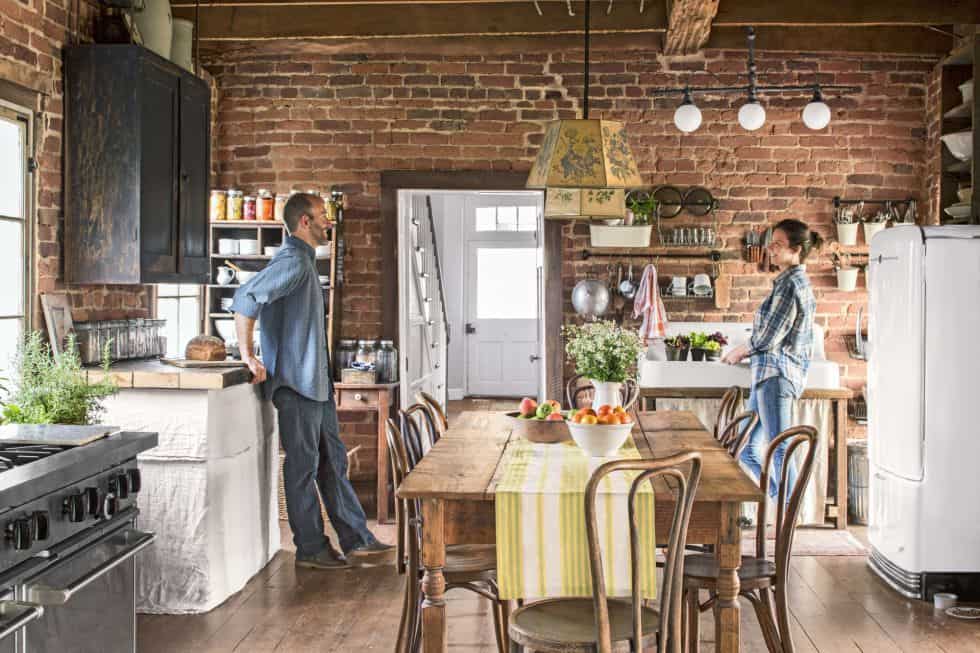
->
<box><xmin>633</xmin><ymin>263</ymin><xmax>668</xmax><ymax>341</ymax></box>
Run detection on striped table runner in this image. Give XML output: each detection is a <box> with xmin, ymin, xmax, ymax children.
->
<box><xmin>494</xmin><ymin>436</ymin><xmax>657</xmax><ymax>600</ymax></box>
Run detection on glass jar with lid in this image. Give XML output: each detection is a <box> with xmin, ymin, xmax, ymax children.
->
<box><xmin>377</xmin><ymin>340</ymin><xmax>399</xmax><ymax>383</ymax></box>
<box><xmin>210</xmin><ymin>190</ymin><xmax>227</xmax><ymax>222</ymax></box>
<box><xmin>355</xmin><ymin>340</ymin><xmax>378</xmax><ymax>367</ymax></box>
<box><xmin>274</xmin><ymin>193</ymin><xmax>288</xmax><ymax>222</ymax></box>
<box><xmin>226</xmin><ymin>190</ymin><xmax>244</xmax><ymax>221</ymax></box>
<box><xmin>334</xmin><ymin>339</ymin><xmax>357</xmax><ymax>380</ymax></box>
<box><xmin>243</xmin><ymin>195</ymin><xmax>257</xmax><ymax>221</ymax></box>
<box><xmin>257</xmin><ymin>189</ymin><xmax>274</xmax><ymax>221</ymax></box>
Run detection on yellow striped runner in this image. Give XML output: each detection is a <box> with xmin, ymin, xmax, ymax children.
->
<box><xmin>494</xmin><ymin>436</ymin><xmax>656</xmax><ymax>600</ymax></box>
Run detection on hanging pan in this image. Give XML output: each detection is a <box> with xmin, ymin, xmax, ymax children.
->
<box><xmin>651</xmin><ymin>185</ymin><xmax>683</xmax><ymax>218</ymax></box>
<box><xmin>683</xmin><ymin>186</ymin><xmax>717</xmax><ymax>217</ymax></box>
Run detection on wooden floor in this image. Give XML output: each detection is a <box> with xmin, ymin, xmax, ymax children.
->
<box><xmin>136</xmin><ymin>399</ymin><xmax>980</xmax><ymax>652</ymax></box>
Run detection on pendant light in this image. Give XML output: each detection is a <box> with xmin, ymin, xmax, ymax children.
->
<box><xmin>673</xmin><ymin>87</ymin><xmax>702</xmax><ymax>133</ymax></box>
<box><xmin>737</xmin><ymin>30</ymin><xmax>766</xmax><ymax>132</ymax></box>
<box><xmin>802</xmin><ymin>86</ymin><xmax>832</xmax><ymax>130</ymax></box>
<box><xmin>526</xmin><ymin>0</ymin><xmax>641</xmax><ymax>190</ymax></box>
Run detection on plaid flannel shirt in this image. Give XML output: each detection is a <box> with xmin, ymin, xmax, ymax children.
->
<box><xmin>748</xmin><ymin>265</ymin><xmax>816</xmax><ymax>398</ymax></box>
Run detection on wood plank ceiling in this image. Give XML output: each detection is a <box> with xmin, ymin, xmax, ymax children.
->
<box><xmin>170</xmin><ymin>0</ymin><xmax>978</xmax><ymax>56</ymax></box>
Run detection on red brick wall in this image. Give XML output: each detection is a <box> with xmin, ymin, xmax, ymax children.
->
<box><xmin>207</xmin><ymin>47</ymin><xmax>935</xmax><ymax>403</ymax></box>
<box><xmin>1</xmin><ymin>0</ymin><xmax>150</xmax><ymax>326</ymax></box>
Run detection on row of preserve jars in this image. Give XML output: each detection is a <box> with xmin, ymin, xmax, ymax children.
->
<box><xmin>210</xmin><ymin>188</ymin><xmax>330</xmax><ymax>222</ymax></box>
<box><xmin>334</xmin><ymin>339</ymin><xmax>398</xmax><ymax>383</ymax></box>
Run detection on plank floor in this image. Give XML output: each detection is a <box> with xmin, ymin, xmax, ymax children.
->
<box><xmin>136</xmin><ymin>399</ymin><xmax>980</xmax><ymax>652</ymax></box>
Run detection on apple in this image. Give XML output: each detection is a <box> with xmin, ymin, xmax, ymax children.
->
<box><xmin>581</xmin><ymin>414</ymin><xmax>598</xmax><ymax>425</ymax></box>
<box><xmin>545</xmin><ymin>399</ymin><xmax>561</xmax><ymax>411</ymax></box>
<box><xmin>519</xmin><ymin>397</ymin><xmax>537</xmax><ymax>417</ymax></box>
<box><xmin>535</xmin><ymin>403</ymin><xmax>554</xmax><ymax>419</ymax></box>
<box><xmin>546</xmin><ymin>412</ymin><xmax>564</xmax><ymax>421</ymax></box>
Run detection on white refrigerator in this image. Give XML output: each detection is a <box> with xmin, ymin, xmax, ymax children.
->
<box><xmin>867</xmin><ymin>225</ymin><xmax>980</xmax><ymax>600</ymax></box>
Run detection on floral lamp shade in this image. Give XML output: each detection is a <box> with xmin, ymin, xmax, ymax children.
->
<box><xmin>526</xmin><ymin>119</ymin><xmax>643</xmax><ymax>189</ymax></box>
<box><xmin>544</xmin><ymin>187</ymin><xmax>625</xmax><ymax>219</ymax></box>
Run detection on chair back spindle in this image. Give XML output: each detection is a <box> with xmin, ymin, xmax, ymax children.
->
<box><xmin>714</xmin><ymin>386</ymin><xmax>742</xmax><ymax>441</ymax></box>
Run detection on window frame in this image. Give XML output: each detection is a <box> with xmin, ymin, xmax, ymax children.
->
<box><xmin>152</xmin><ymin>283</ymin><xmax>204</xmax><ymax>358</ymax></box>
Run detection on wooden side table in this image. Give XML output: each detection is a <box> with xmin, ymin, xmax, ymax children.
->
<box><xmin>334</xmin><ymin>382</ymin><xmax>399</xmax><ymax>523</ymax></box>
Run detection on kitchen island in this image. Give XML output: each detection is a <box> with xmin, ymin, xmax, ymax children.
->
<box><xmin>88</xmin><ymin>361</ymin><xmax>280</xmax><ymax>614</ymax></box>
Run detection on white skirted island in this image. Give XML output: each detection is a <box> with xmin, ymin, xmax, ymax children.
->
<box><xmin>87</xmin><ymin>361</ymin><xmax>280</xmax><ymax>614</ymax></box>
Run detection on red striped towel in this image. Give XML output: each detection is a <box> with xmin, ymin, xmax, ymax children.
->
<box><xmin>633</xmin><ymin>263</ymin><xmax>668</xmax><ymax>341</ymax></box>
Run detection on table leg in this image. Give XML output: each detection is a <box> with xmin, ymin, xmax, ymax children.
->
<box><xmin>377</xmin><ymin>390</ymin><xmax>391</xmax><ymax>523</ymax></box>
<box><xmin>421</xmin><ymin>498</ymin><xmax>448</xmax><ymax>653</ymax></box>
<box><xmin>714</xmin><ymin>501</ymin><xmax>741</xmax><ymax>653</ymax></box>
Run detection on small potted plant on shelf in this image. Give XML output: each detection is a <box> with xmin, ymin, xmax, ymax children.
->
<box><xmin>834</xmin><ymin>203</ymin><xmax>860</xmax><ymax>246</ymax></box>
<box><xmin>589</xmin><ymin>191</ymin><xmax>656</xmax><ymax>248</ymax></box>
<box><xmin>664</xmin><ymin>335</ymin><xmax>690</xmax><ymax>361</ymax></box>
<box><xmin>689</xmin><ymin>331</ymin><xmax>710</xmax><ymax>361</ymax></box>
<box><xmin>704</xmin><ymin>332</ymin><xmax>728</xmax><ymax>361</ymax></box>
<box><xmin>862</xmin><ymin>210</ymin><xmax>889</xmax><ymax>245</ymax></box>
<box><xmin>829</xmin><ymin>248</ymin><xmax>858</xmax><ymax>292</ymax></box>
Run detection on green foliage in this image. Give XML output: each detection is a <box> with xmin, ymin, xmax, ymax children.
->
<box><xmin>627</xmin><ymin>194</ymin><xmax>658</xmax><ymax>225</ymax></box>
<box><xmin>702</xmin><ymin>340</ymin><xmax>721</xmax><ymax>352</ymax></box>
<box><xmin>0</xmin><ymin>331</ymin><xmax>116</xmax><ymax>426</ymax></box>
<box><xmin>664</xmin><ymin>335</ymin><xmax>690</xmax><ymax>349</ymax></box>
<box><xmin>562</xmin><ymin>320</ymin><xmax>644</xmax><ymax>383</ymax></box>
<box><xmin>688</xmin><ymin>331</ymin><xmax>710</xmax><ymax>349</ymax></box>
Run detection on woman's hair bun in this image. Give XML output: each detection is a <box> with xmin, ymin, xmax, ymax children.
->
<box><xmin>810</xmin><ymin>230</ymin><xmax>825</xmax><ymax>251</ymax></box>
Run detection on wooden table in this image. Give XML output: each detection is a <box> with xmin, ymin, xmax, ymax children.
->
<box><xmin>397</xmin><ymin>410</ymin><xmax>765</xmax><ymax>653</ymax></box>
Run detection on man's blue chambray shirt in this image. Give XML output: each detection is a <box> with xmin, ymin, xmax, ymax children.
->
<box><xmin>748</xmin><ymin>264</ymin><xmax>817</xmax><ymax>398</ymax></box>
<box><xmin>230</xmin><ymin>235</ymin><xmax>332</xmax><ymax>402</ymax></box>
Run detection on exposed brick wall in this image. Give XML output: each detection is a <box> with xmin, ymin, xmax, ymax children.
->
<box><xmin>207</xmin><ymin>47</ymin><xmax>934</xmax><ymax>403</ymax></box>
<box><xmin>923</xmin><ymin>61</ymin><xmax>943</xmax><ymax>227</ymax></box>
<box><xmin>1</xmin><ymin>0</ymin><xmax>149</xmax><ymax>326</ymax></box>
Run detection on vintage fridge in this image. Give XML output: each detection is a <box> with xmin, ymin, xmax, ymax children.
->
<box><xmin>867</xmin><ymin>225</ymin><xmax>980</xmax><ymax>600</ymax></box>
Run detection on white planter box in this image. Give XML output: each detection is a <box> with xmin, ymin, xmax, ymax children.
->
<box><xmin>837</xmin><ymin>223</ymin><xmax>858</xmax><ymax>246</ymax></box>
<box><xmin>589</xmin><ymin>224</ymin><xmax>652</xmax><ymax>248</ymax></box>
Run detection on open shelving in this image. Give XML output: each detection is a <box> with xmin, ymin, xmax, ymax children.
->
<box><xmin>939</xmin><ymin>34</ymin><xmax>979</xmax><ymax>225</ymax></box>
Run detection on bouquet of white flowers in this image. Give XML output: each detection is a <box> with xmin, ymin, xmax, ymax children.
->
<box><xmin>562</xmin><ymin>321</ymin><xmax>644</xmax><ymax>383</ymax></box>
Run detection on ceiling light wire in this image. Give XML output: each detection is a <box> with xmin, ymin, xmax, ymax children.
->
<box><xmin>532</xmin><ymin>0</ymin><xmax>542</xmax><ymax>16</ymax></box>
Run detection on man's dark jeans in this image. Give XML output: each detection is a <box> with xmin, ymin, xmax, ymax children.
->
<box><xmin>273</xmin><ymin>387</ymin><xmax>376</xmax><ymax>557</ymax></box>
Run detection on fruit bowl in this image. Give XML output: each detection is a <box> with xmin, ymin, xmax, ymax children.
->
<box><xmin>566</xmin><ymin>422</ymin><xmax>634</xmax><ymax>457</ymax></box>
<box><xmin>505</xmin><ymin>412</ymin><xmax>571</xmax><ymax>444</ymax></box>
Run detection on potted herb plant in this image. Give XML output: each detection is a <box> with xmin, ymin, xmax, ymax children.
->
<box><xmin>834</xmin><ymin>203</ymin><xmax>859</xmax><ymax>246</ymax></box>
<box><xmin>589</xmin><ymin>192</ymin><xmax>657</xmax><ymax>248</ymax></box>
<box><xmin>563</xmin><ymin>321</ymin><xmax>644</xmax><ymax>408</ymax></box>
<box><xmin>689</xmin><ymin>331</ymin><xmax>710</xmax><ymax>361</ymax></box>
<box><xmin>863</xmin><ymin>210</ymin><xmax>888</xmax><ymax>244</ymax></box>
<box><xmin>830</xmin><ymin>249</ymin><xmax>858</xmax><ymax>292</ymax></box>
<box><xmin>1</xmin><ymin>331</ymin><xmax>116</xmax><ymax>426</ymax></box>
<box><xmin>704</xmin><ymin>332</ymin><xmax>728</xmax><ymax>361</ymax></box>
<box><xmin>664</xmin><ymin>335</ymin><xmax>690</xmax><ymax>361</ymax></box>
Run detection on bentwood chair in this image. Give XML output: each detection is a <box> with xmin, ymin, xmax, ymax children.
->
<box><xmin>682</xmin><ymin>426</ymin><xmax>818</xmax><ymax>653</ymax></box>
<box><xmin>507</xmin><ymin>452</ymin><xmax>703</xmax><ymax>653</ymax></box>
<box><xmin>566</xmin><ymin>374</ymin><xmax>640</xmax><ymax>411</ymax></box>
<box><xmin>717</xmin><ymin>411</ymin><xmax>759</xmax><ymax>460</ymax></box>
<box><xmin>713</xmin><ymin>386</ymin><xmax>743</xmax><ymax>442</ymax></box>
<box><xmin>386</xmin><ymin>413</ymin><xmax>509</xmax><ymax>653</ymax></box>
<box><xmin>416</xmin><ymin>391</ymin><xmax>449</xmax><ymax>440</ymax></box>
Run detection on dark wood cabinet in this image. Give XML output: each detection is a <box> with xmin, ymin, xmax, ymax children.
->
<box><xmin>65</xmin><ymin>45</ymin><xmax>210</xmax><ymax>284</ymax></box>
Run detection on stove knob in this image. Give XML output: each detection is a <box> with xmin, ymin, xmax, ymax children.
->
<box><xmin>103</xmin><ymin>495</ymin><xmax>118</xmax><ymax>518</ymax></box>
<box><xmin>127</xmin><ymin>469</ymin><xmax>142</xmax><ymax>494</ymax></box>
<box><xmin>31</xmin><ymin>512</ymin><xmax>49</xmax><ymax>541</ymax></box>
<box><xmin>63</xmin><ymin>493</ymin><xmax>86</xmax><ymax>523</ymax></box>
<box><xmin>6</xmin><ymin>519</ymin><xmax>32</xmax><ymax>551</ymax></box>
<box><xmin>116</xmin><ymin>474</ymin><xmax>130</xmax><ymax>499</ymax></box>
<box><xmin>84</xmin><ymin>487</ymin><xmax>100</xmax><ymax>516</ymax></box>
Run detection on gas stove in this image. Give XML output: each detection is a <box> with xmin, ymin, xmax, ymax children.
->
<box><xmin>0</xmin><ymin>428</ymin><xmax>157</xmax><ymax>653</ymax></box>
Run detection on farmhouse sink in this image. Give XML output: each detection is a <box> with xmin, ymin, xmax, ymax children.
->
<box><xmin>638</xmin><ymin>322</ymin><xmax>841</xmax><ymax>390</ymax></box>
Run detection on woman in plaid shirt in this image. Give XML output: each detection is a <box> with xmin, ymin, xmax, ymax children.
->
<box><xmin>722</xmin><ymin>219</ymin><xmax>823</xmax><ymax>497</ymax></box>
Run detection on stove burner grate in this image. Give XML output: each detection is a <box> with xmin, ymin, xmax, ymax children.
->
<box><xmin>0</xmin><ymin>444</ymin><xmax>74</xmax><ymax>471</ymax></box>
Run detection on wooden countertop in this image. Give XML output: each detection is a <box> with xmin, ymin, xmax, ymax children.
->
<box><xmin>85</xmin><ymin>360</ymin><xmax>252</xmax><ymax>390</ymax></box>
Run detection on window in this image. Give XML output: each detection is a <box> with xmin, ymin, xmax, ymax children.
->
<box><xmin>475</xmin><ymin>205</ymin><xmax>538</xmax><ymax>232</ymax></box>
<box><xmin>0</xmin><ymin>104</ymin><xmax>32</xmax><ymax>382</ymax></box>
<box><xmin>156</xmin><ymin>284</ymin><xmax>202</xmax><ymax>357</ymax></box>
<box><xmin>475</xmin><ymin>248</ymin><xmax>538</xmax><ymax>319</ymax></box>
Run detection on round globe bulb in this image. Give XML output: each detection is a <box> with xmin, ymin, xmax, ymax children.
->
<box><xmin>673</xmin><ymin>102</ymin><xmax>702</xmax><ymax>133</ymax></box>
<box><xmin>802</xmin><ymin>100</ymin><xmax>831</xmax><ymax>130</ymax></box>
<box><xmin>737</xmin><ymin>101</ymin><xmax>766</xmax><ymax>131</ymax></box>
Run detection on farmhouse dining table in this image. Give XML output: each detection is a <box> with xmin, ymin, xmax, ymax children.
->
<box><xmin>396</xmin><ymin>410</ymin><xmax>765</xmax><ymax>653</ymax></box>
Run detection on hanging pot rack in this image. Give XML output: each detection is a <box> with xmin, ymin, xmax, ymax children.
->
<box><xmin>832</xmin><ymin>196</ymin><xmax>916</xmax><ymax>208</ymax></box>
<box><xmin>581</xmin><ymin>249</ymin><xmax>725</xmax><ymax>261</ymax></box>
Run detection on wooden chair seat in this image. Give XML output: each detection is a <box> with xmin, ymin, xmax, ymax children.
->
<box><xmin>508</xmin><ymin>598</ymin><xmax>660</xmax><ymax>653</ymax></box>
<box><xmin>682</xmin><ymin>554</ymin><xmax>776</xmax><ymax>587</ymax></box>
<box><xmin>444</xmin><ymin>544</ymin><xmax>498</xmax><ymax>579</ymax></box>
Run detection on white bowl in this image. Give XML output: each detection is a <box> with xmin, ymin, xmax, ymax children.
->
<box><xmin>238</xmin><ymin>239</ymin><xmax>260</xmax><ymax>255</ymax></box>
<box><xmin>957</xmin><ymin>187</ymin><xmax>973</xmax><ymax>203</ymax></box>
<box><xmin>941</xmin><ymin>131</ymin><xmax>973</xmax><ymax>162</ymax></box>
<box><xmin>315</xmin><ymin>245</ymin><xmax>331</xmax><ymax>258</ymax></box>
<box><xmin>944</xmin><ymin>203</ymin><xmax>971</xmax><ymax>220</ymax></box>
<box><xmin>566</xmin><ymin>422</ymin><xmax>633</xmax><ymax>457</ymax></box>
<box><xmin>237</xmin><ymin>270</ymin><xmax>258</xmax><ymax>284</ymax></box>
<box><xmin>213</xmin><ymin>319</ymin><xmax>236</xmax><ymax>342</ymax></box>
<box><xmin>264</xmin><ymin>246</ymin><xmax>280</xmax><ymax>257</ymax></box>
<box><xmin>318</xmin><ymin>275</ymin><xmax>329</xmax><ymax>285</ymax></box>
<box><xmin>960</xmin><ymin>79</ymin><xmax>973</xmax><ymax>104</ymax></box>
<box><xmin>217</xmin><ymin>238</ymin><xmax>238</xmax><ymax>255</ymax></box>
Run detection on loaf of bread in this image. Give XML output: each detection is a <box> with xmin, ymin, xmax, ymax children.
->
<box><xmin>185</xmin><ymin>335</ymin><xmax>227</xmax><ymax>361</ymax></box>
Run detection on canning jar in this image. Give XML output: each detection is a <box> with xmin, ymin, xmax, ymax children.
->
<box><xmin>243</xmin><ymin>195</ymin><xmax>257</xmax><ymax>221</ymax></box>
<box><xmin>355</xmin><ymin>340</ymin><xmax>377</xmax><ymax>367</ymax></box>
<box><xmin>274</xmin><ymin>193</ymin><xmax>288</xmax><ymax>222</ymax></box>
<box><xmin>377</xmin><ymin>340</ymin><xmax>399</xmax><ymax>383</ymax></box>
<box><xmin>210</xmin><ymin>190</ymin><xmax>227</xmax><ymax>222</ymax></box>
<box><xmin>334</xmin><ymin>339</ymin><xmax>357</xmax><ymax>380</ymax></box>
<box><xmin>226</xmin><ymin>190</ymin><xmax>243</xmax><ymax>221</ymax></box>
<box><xmin>257</xmin><ymin>189</ymin><xmax>274</xmax><ymax>221</ymax></box>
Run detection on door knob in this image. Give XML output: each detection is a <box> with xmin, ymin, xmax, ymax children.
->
<box><xmin>529</xmin><ymin>355</ymin><xmax>541</xmax><ymax>363</ymax></box>
<box><xmin>465</xmin><ymin>323</ymin><xmax>476</xmax><ymax>334</ymax></box>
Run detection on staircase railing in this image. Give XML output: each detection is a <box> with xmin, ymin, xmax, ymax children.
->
<box><xmin>424</xmin><ymin>195</ymin><xmax>450</xmax><ymax>345</ymax></box>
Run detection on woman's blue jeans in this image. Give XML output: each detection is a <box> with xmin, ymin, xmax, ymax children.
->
<box><xmin>740</xmin><ymin>376</ymin><xmax>798</xmax><ymax>499</ymax></box>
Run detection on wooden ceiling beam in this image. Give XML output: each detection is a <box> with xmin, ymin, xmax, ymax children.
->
<box><xmin>663</xmin><ymin>0</ymin><xmax>719</xmax><ymax>55</ymax></box>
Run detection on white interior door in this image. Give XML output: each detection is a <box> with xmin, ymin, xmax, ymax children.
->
<box><xmin>464</xmin><ymin>197</ymin><xmax>541</xmax><ymax>398</ymax></box>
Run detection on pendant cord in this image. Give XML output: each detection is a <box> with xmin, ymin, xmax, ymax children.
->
<box><xmin>746</xmin><ymin>26</ymin><xmax>757</xmax><ymax>102</ymax></box>
<box><xmin>584</xmin><ymin>0</ymin><xmax>590</xmax><ymax>119</ymax></box>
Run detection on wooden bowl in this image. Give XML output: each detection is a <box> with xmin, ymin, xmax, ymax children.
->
<box><xmin>505</xmin><ymin>412</ymin><xmax>571</xmax><ymax>444</ymax></box>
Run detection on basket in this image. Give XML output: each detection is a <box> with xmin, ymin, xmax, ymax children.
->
<box><xmin>505</xmin><ymin>411</ymin><xmax>571</xmax><ymax>444</ymax></box>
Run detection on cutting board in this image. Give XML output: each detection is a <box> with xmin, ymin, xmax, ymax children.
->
<box><xmin>161</xmin><ymin>358</ymin><xmax>248</xmax><ymax>368</ymax></box>
<box><xmin>0</xmin><ymin>424</ymin><xmax>119</xmax><ymax>446</ymax></box>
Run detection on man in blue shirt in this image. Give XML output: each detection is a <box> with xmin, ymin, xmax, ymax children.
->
<box><xmin>231</xmin><ymin>193</ymin><xmax>391</xmax><ymax>570</ymax></box>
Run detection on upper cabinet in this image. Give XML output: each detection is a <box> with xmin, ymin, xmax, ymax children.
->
<box><xmin>65</xmin><ymin>45</ymin><xmax>210</xmax><ymax>284</ymax></box>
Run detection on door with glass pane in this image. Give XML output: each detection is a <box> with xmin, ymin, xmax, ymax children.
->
<box><xmin>465</xmin><ymin>197</ymin><xmax>541</xmax><ymax>398</ymax></box>
<box><xmin>0</xmin><ymin>105</ymin><xmax>31</xmax><ymax>380</ymax></box>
